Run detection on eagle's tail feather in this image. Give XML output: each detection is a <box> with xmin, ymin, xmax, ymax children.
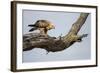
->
<box><xmin>28</xmin><ymin>24</ymin><xmax>35</xmax><ymax>27</ymax></box>
<box><xmin>29</xmin><ymin>27</ymin><xmax>37</xmax><ymax>32</ymax></box>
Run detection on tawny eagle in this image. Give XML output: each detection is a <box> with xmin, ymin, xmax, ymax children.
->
<box><xmin>28</xmin><ymin>20</ymin><xmax>55</xmax><ymax>35</ymax></box>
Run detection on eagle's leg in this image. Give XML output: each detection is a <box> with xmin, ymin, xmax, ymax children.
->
<box><xmin>39</xmin><ymin>28</ymin><xmax>48</xmax><ymax>37</ymax></box>
<box><xmin>44</xmin><ymin>28</ymin><xmax>48</xmax><ymax>36</ymax></box>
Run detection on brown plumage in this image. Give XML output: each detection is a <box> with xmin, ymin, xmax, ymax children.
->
<box><xmin>28</xmin><ymin>20</ymin><xmax>55</xmax><ymax>35</ymax></box>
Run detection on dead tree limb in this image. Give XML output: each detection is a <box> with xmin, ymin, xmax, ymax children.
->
<box><xmin>23</xmin><ymin>13</ymin><xmax>89</xmax><ymax>52</ymax></box>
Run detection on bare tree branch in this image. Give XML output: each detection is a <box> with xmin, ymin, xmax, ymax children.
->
<box><xmin>68</xmin><ymin>13</ymin><xmax>89</xmax><ymax>35</ymax></box>
<box><xmin>23</xmin><ymin>13</ymin><xmax>89</xmax><ymax>52</ymax></box>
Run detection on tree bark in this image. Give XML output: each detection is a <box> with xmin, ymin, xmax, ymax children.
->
<box><xmin>23</xmin><ymin>13</ymin><xmax>89</xmax><ymax>52</ymax></box>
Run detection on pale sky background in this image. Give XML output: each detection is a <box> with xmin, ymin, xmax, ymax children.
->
<box><xmin>22</xmin><ymin>10</ymin><xmax>91</xmax><ymax>62</ymax></box>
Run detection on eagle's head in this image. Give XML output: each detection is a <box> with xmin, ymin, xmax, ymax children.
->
<box><xmin>47</xmin><ymin>23</ymin><xmax>55</xmax><ymax>30</ymax></box>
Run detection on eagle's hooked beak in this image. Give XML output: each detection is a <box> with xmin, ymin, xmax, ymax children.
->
<box><xmin>52</xmin><ymin>25</ymin><xmax>55</xmax><ymax>29</ymax></box>
<box><xmin>53</xmin><ymin>26</ymin><xmax>55</xmax><ymax>29</ymax></box>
